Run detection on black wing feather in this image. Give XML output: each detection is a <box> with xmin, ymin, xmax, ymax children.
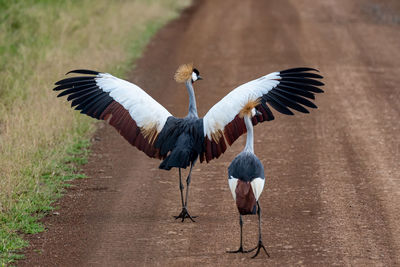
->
<box><xmin>261</xmin><ymin>102</ymin><xmax>275</xmax><ymax>120</ymax></box>
<box><xmin>85</xmin><ymin>97</ymin><xmax>114</xmax><ymax>119</ymax></box>
<box><xmin>264</xmin><ymin>95</ymin><xmax>294</xmax><ymax>115</ymax></box>
<box><xmin>55</xmin><ymin>76</ymin><xmax>96</xmax><ymax>85</ymax></box>
<box><xmin>256</xmin><ymin>68</ymin><xmax>323</xmax><ymax>118</ymax></box>
<box><xmin>275</xmin><ymin>84</ymin><xmax>315</xmax><ymax>99</ymax></box>
<box><xmin>280</xmin><ymin>81</ymin><xmax>324</xmax><ymax>93</ymax></box>
<box><xmin>75</xmin><ymin>93</ymin><xmax>106</xmax><ymax>111</ymax></box>
<box><xmin>274</xmin><ymin>86</ymin><xmax>315</xmax><ymax>100</ymax></box>
<box><xmin>280</xmin><ymin>67</ymin><xmax>319</xmax><ymax>74</ymax></box>
<box><xmin>54</xmin><ymin>79</ymin><xmax>96</xmax><ymax>88</ymax></box>
<box><xmin>77</xmin><ymin>94</ymin><xmax>107</xmax><ymax>115</ymax></box>
<box><xmin>66</xmin><ymin>69</ymin><xmax>100</xmax><ymax>75</ymax></box>
<box><xmin>53</xmin><ymin>83</ymin><xmax>76</xmax><ymax>91</ymax></box>
<box><xmin>274</xmin><ymin>89</ymin><xmax>317</xmax><ymax>108</ymax></box>
<box><xmin>57</xmin><ymin>84</ymin><xmax>97</xmax><ymax>97</ymax></box>
<box><xmin>54</xmin><ymin>69</ymin><xmax>114</xmax><ymax>120</ymax></box>
<box><xmin>71</xmin><ymin>90</ymin><xmax>104</xmax><ymax>107</ymax></box>
<box><xmin>279</xmin><ymin>77</ymin><xmax>324</xmax><ymax>86</ymax></box>
<box><xmin>279</xmin><ymin>72</ymin><xmax>323</xmax><ymax>79</ymax></box>
<box><xmin>90</xmin><ymin>98</ymin><xmax>114</xmax><ymax>118</ymax></box>
<box><xmin>269</xmin><ymin>91</ymin><xmax>310</xmax><ymax>113</ymax></box>
<box><xmin>67</xmin><ymin>86</ymin><xmax>98</xmax><ymax>101</ymax></box>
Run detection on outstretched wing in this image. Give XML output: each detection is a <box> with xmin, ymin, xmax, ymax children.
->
<box><xmin>54</xmin><ymin>69</ymin><xmax>172</xmax><ymax>159</ymax></box>
<box><xmin>201</xmin><ymin>67</ymin><xmax>324</xmax><ymax>162</ymax></box>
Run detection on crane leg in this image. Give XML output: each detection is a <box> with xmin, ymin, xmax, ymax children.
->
<box><xmin>174</xmin><ymin>162</ymin><xmax>197</xmax><ymax>222</ymax></box>
<box><xmin>227</xmin><ymin>215</ymin><xmax>250</xmax><ymax>253</ymax></box>
<box><xmin>184</xmin><ymin>162</ymin><xmax>193</xmax><ymax>207</ymax></box>
<box><xmin>178</xmin><ymin>168</ymin><xmax>185</xmax><ymax>208</ymax></box>
<box><xmin>248</xmin><ymin>202</ymin><xmax>270</xmax><ymax>258</ymax></box>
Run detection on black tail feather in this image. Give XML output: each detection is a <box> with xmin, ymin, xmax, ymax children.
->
<box><xmin>159</xmin><ymin>149</ymin><xmax>192</xmax><ymax>170</ymax></box>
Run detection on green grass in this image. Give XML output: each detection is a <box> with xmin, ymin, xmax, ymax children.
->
<box><xmin>0</xmin><ymin>0</ymin><xmax>190</xmax><ymax>265</ymax></box>
<box><xmin>1</xmin><ymin>137</ymin><xmax>91</xmax><ymax>265</ymax></box>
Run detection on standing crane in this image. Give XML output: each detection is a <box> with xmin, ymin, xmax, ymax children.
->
<box><xmin>227</xmin><ymin>99</ymin><xmax>269</xmax><ymax>258</ymax></box>
<box><xmin>53</xmin><ymin>63</ymin><xmax>324</xmax><ymax>222</ymax></box>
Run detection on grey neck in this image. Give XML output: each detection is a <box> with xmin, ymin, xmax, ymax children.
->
<box><xmin>185</xmin><ymin>80</ymin><xmax>198</xmax><ymax>118</ymax></box>
<box><xmin>244</xmin><ymin>115</ymin><xmax>254</xmax><ymax>153</ymax></box>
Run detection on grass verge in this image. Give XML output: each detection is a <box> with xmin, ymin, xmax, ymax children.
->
<box><xmin>0</xmin><ymin>0</ymin><xmax>189</xmax><ymax>265</ymax></box>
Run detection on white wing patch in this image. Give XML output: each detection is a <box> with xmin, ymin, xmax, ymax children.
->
<box><xmin>228</xmin><ymin>177</ymin><xmax>239</xmax><ymax>201</ymax></box>
<box><xmin>250</xmin><ymin>177</ymin><xmax>265</xmax><ymax>201</ymax></box>
<box><xmin>96</xmin><ymin>73</ymin><xmax>172</xmax><ymax>132</ymax></box>
<box><xmin>203</xmin><ymin>72</ymin><xmax>280</xmax><ymax>139</ymax></box>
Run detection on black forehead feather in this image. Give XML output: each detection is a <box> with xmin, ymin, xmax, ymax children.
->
<box><xmin>193</xmin><ymin>68</ymin><xmax>200</xmax><ymax>75</ymax></box>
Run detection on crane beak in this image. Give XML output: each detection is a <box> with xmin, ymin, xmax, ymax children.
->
<box><xmin>197</xmin><ymin>75</ymin><xmax>203</xmax><ymax>80</ymax></box>
<box><xmin>256</xmin><ymin>110</ymin><xmax>262</xmax><ymax>116</ymax></box>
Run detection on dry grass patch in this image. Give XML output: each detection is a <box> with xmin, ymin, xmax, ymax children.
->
<box><xmin>0</xmin><ymin>0</ymin><xmax>189</xmax><ymax>264</ymax></box>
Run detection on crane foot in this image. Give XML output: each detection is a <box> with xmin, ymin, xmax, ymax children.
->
<box><xmin>174</xmin><ymin>207</ymin><xmax>197</xmax><ymax>222</ymax></box>
<box><xmin>249</xmin><ymin>240</ymin><xmax>270</xmax><ymax>258</ymax></box>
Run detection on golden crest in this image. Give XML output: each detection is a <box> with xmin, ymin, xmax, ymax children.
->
<box><xmin>174</xmin><ymin>63</ymin><xmax>194</xmax><ymax>83</ymax></box>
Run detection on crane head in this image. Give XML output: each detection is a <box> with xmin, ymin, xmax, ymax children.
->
<box><xmin>239</xmin><ymin>98</ymin><xmax>262</xmax><ymax>118</ymax></box>
<box><xmin>174</xmin><ymin>63</ymin><xmax>203</xmax><ymax>83</ymax></box>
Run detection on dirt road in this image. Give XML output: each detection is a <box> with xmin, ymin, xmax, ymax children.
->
<box><xmin>20</xmin><ymin>0</ymin><xmax>400</xmax><ymax>266</ymax></box>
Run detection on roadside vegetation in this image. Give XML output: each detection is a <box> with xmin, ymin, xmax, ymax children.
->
<box><xmin>0</xmin><ymin>0</ymin><xmax>189</xmax><ymax>264</ymax></box>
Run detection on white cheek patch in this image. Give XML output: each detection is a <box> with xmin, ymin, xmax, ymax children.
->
<box><xmin>250</xmin><ymin>178</ymin><xmax>265</xmax><ymax>201</ymax></box>
<box><xmin>228</xmin><ymin>177</ymin><xmax>238</xmax><ymax>201</ymax></box>
<box><xmin>251</xmin><ymin>108</ymin><xmax>256</xmax><ymax>117</ymax></box>
<box><xmin>192</xmin><ymin>72</ymin><xmax>197</xmax><ymax>81</ymax></box>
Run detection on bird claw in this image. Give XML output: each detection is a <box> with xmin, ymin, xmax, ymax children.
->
<box><xmin>250</xmin><ymin>240</ymin><xmax>270</xmax><ymax>258</ymax></box>
<box><xmin>174</xmin><ymin>207</ymin><xmax>197</xmax><ymax>222</ymax></box>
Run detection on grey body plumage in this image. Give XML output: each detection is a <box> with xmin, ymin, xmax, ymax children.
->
<box><xmin>157</xmin><ymin>117</ymin><xmax>204</xmax><ymax>170</ymax></box>
<box><xmin>228</xmin><ymin>152</ymin><xmax>264</xmax><ymax>182</ymax></box>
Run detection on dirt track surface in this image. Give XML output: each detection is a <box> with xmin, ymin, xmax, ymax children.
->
<box><xmin>19</xmin><ymin>0</ymin><xmax>400</xmax><ymax>266</ymax></box>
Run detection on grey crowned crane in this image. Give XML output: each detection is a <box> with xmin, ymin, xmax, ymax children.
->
<box><xmin>227</xmin><ymin>99</ymin><xmax>269</xmax><ymax>258</ymax></box>
<box><xmin>53</xmin><ymin>63</ymin><xmax>324</xmax><ymax>222</ymax></box>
